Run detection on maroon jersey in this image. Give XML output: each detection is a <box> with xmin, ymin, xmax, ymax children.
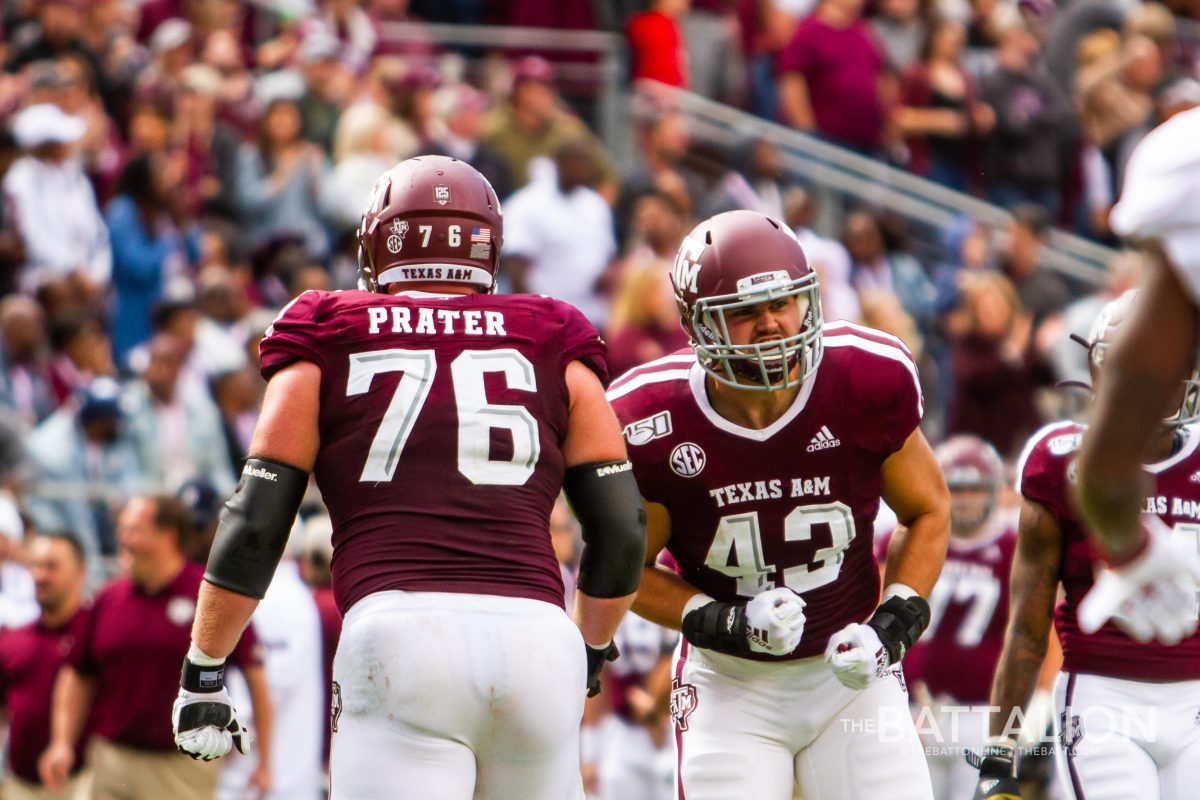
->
<box><xmin>1018</xmin><ymin>421</ymin><xmax>1200</xmax><ymax>681</ymax></box>
<box><xmin>609</xmin><ymin>322</ymin><xmax>923</xmax><ymax>660</ymax></box>
<box><xmin>260</xmin><ymin>290</ymin><xmax>607</xmax><ymax>614</ymax></box>
<box><xmin>877</xmin><ymin>523</ymin><xmax>1015</xmax><ymax>702</ymax></box>
<box><xmin>70</xmin><ymin>561</ymin><xmax>262</xmax><ymax>751</ymax></box>
<box><xmin>0</xmin><ymin>608</ymin><xmax>90</xmax><ymax>783</ymax></box>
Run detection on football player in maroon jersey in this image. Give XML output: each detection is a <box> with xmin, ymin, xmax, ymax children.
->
<box><xmin>608</xmin><ymin>209</ymin><xmax>949</xmax><ymax>800</ymax></box>
<box><xmin>877</xmin><ymin>435</ymin><xmax>1019</xmax><ymax>800</ymax></box>
<box><xmin>1076</xmin><ymin>109</ymin><xmax>1200</xmax><ymax>645</ymax></box>
<box><xmin>980</xmin><ymin>292</ymin><xmax>1200</xmax><ymax>800</ymax></box>
<box><xmin>169</xmin><ymin>156</ymin><xmax>646</xmax><ymax>799</ymax></box>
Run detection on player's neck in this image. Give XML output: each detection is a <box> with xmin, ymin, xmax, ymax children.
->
<box><xmin>387</xmin><ymin>282</ymin><xmax>481</xmax><ymax>296</ymax></box>
<box><xmin>39</xmin><ymin>596</ymin><xmax>80</xmax><ymax>630</ymax></box>
<box><xmin>705</xmin><ymin>378</ymin><xmax>801</xmax><ymax>430</ymax></box>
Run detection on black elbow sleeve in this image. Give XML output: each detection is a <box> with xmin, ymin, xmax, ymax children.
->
<box><xmin>204</xmin><ymin>457</ymin><xmax>309</xmax><ymax>599</ymax></box>
<box><xmin>563</xmin><ymin>460</ymin><xmax>646</xmax><ymax>598</ymax></box>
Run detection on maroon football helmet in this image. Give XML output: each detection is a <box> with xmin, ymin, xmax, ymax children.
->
<box><xmin>357</xmin><ymin>156</ymin><xmax>503</xmax><ymax>292</ymax></box>
<box><xmin>670</xmin><ymin>210</ymin><xmax>822</xmax><ymax>390</ymax></box>
<box><xmin>935</xmin><ymin>435</ymin><xmax>1004</xmax><ymax>532</ymax></box>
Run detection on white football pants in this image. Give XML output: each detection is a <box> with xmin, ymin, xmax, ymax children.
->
<box><xmin>1054</xmin><ymin>672</ymin><xmax>1200</xmax><ymax>800</ymax></box>
<box><xmin>672</xmin><ymin>642</ymin><xmax>934</xmax><ymax>800</ymax></box>
<box><xmin>330</xmin><ymin>591</ymin><xmax>586</xmax><ymax>800</ymax></box>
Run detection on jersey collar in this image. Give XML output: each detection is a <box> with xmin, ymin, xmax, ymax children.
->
<box><xmin>1146</xmin><ymin>424</ymin><xmax>1200</xmax><ymax>474</ymax></box>
<box><xmin>688</xmin><ymin>359</ymin><xmax>820</xmax><ymax>442</ymax></box>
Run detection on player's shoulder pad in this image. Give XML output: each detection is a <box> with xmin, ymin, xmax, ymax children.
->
<box><xmin>532</xmin><ymin>295</ymin><xmax>608</xmax><ymax>385</ymax></box>
<box><xmin>264</xmin><ymin>289</ymin><xmax>335</xmax><ymax>333</ymax></box>
<box><xmin>1015</xmin><ymin>420</ymin><xmax>1085</xmax><ymax>498</ymax></box>
<box><xmin>607</xmin><ymin>350</ymin><xmax>694</xmax><ymax>405</ymax></box>
<box><xmin>607</xmin><ymin>351</ymin><xmax>693</xmax><ymax>448</ymax></box>
<box><xmin>822</xmin><ymin>321</ymin><xmax>924</xmax><ymax>415</ymax></box>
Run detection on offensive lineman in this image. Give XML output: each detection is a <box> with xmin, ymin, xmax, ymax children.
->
<box><xmin>607</xmin><ymin>210</ymin><xmax>950</xmax><ymax>800</ymax></box>
<box><xmin>1075</xmin><ymin>107</ymin><xmax>1200</xmax><ymax>644</ymax></box>
<box><xmin>168</xmin><ymin>156</ymin><xmax>645</xmax><ymax>799</ymax></box>
<box><xmin>978</xmin><ymin>292</ymin><xmax>1200</xmax><ymax>800</ymax></box>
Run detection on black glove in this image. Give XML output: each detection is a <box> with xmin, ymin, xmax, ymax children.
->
<box><xmin>173</xmin><ymin>656</ymin><xmax>251</xmax><ymax>760</ymax></box>
<box><xmin>681</xmin><ymin>600</ymin><xmax>752</xmax><ymax>656</ymax></box>
<box><xmin>585</xmin><ymin>641</ymin><xmax>619</xmax><ymax>697</ymax></box>
<box><xmin>681</xmin><ymin>589</ymin><xmax>808</xmax><ymax>658</ymax></box>
<box><xmin>865</xmin><ymin>593</ymin><xmax>931</xmax><ymax>664</ymax></box>
<box><xmin>967</xmin><ymin>740</ymin><xmax>1022</xmax><ymax>800</ymax></box>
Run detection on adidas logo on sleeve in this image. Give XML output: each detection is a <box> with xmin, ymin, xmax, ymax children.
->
<box><xmin>806</xmin><ymin>426</ymin><xmax>841</xmax><ymax>452</ymax></box>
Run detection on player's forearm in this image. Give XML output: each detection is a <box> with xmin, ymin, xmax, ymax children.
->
<box><xmin>629</xmin><ymin>565</ymin><xmax>702</xmax><ymax>630</ymax></box>
<box><xmin>573</xmin><ymin>590</ymin><xmax>636</xmax><ymax>647</ymax></box>
<box><xmin>1075</xmin><ymin>353</ymin><xmax>1163</xmax><ymax>558</ymax></box>
<box><xmin>988</xmin><ymin>623</ymin><xmax>1050</xmax><ymax>739</ymax></box>
<box><xmin>883</xmin><ymin>508</ymin><xmax>949</xmax><ymax>597</ymax></box>
<box><xmin>48</xmin><ymin>668</ymin><xmax>95</xmax><ymax>748</ymax></box>
<box><xmin>1078</xmin><ymin>250</ymin><xmax>1199</xmax><ymax>560</ymax></box>
<box><xmin>190</xmin><ymin>581</ymin><xmax>259</xmax><ymax>659</ymax></box>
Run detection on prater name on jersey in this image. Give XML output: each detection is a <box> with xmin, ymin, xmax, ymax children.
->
<box><xmin>366</xmin><ymin>306</ymin><xmax>508</xmax><ymax>336</ymax></box>
<box><xmin>709</xmin><ymin>476</ymin><xmax>832</xmax><ymax>508</ymax></box>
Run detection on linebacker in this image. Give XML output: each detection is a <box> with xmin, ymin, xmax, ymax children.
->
<box><xmin>608</xmin><ymin>210</ymin><xmax>949</xmax><ymax>800</ymax></box>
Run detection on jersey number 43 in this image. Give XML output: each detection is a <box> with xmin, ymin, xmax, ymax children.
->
<box><xmin>705</xmin><ymin>503</ymin><xmax>856</xmax><ymax>596</ymax></box>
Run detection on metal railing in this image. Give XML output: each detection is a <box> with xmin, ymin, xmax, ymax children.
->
<box><xmin>374</xmin><ymin>21</ymin><xmax>1114</xmax><ymax>284</ymax></box>
<box><xmin>648</xmin><ymin>85</ymin><xmax>1116</xmax><ymax>286</ymax></box>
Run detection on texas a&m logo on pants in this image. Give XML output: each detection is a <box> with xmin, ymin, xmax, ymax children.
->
<box><xmin>670</xmin><ymin>678</ymin><xmax>698</xmax><ymax>731</ymax></box>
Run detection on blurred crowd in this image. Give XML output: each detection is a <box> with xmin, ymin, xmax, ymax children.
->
<box><xmin>0</xmin><ymin>0</ymin><xmax>1190</xmax><ymax>798</ymax></box>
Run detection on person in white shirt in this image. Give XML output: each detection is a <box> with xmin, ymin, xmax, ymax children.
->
<box><xmin>218</xmin><ymin>518</ymin><xmax>325</xmax><ymax>800</ymax></box>
<box><xmin>122</xmin><ymin>333</ymin><xmax>235</xmax><ymax>496</ymax></box>
<box><xmin>502</xmin><ymin>140</ymin><xmax>617</xmax><ymax>327</ymax></box>
<box><xmin>2</xmin><ymin>104</ymin><xmax>110</xmax><ymax>292</ymax></box>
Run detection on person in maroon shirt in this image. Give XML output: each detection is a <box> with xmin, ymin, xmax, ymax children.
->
<box><xmin>981</xmin><ymin>292</ymin><xmax>1200</xmax><ymax>800</ymax></box>
<box><xmin>0</xmin><ymin>534</ymin><xmax>89</xmax><ymax>800</ymax></box>
<box><xmin>170</xmin><ymin>157</ymin><xmax>644</xmax><ymax>799</ymax></box>
<box><xmin>608</xmin><ymin>210</ymin><xmax>949</xmax><ymax>799</ymax></box>
<box><xmin>38</xmin><ymin>495</ymin><xmax>269</xmax><ymax>800</ymax></box>
<box><xmin>776</xmin><ymin>0</ymin><xmax>894</xmax><ymax>154</ymax></box>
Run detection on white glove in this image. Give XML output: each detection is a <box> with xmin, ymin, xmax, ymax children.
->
<box><xmin>744</xmin><ymin>587</ymin><xmax>807</xmax><ymax>656</ymax></box>
<box><xmin>172</xmin><ymin>686</ymin><xmax>251</xmax><ymax>760</ymax></box>
<box><xmin>1079</xmin><ymin>515</ymin><xmax>1200</xmax><ymax>645</ymax></box>
<box><xmin>825</xmin><ymin>623</ymin><xmax>890</xmax><ymax>690</ymax></box>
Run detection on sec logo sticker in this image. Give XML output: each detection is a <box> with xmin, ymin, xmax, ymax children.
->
<box><xmin>670</xmin><ymin>442</ymin><xmax>706</xmax><ymax>477</ymax></box>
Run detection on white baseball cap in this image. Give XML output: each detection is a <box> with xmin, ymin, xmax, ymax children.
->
<box><xmin>12</xmin><ymin>103</ymin><xmax>86</xmax><ymax>148</ymax></box>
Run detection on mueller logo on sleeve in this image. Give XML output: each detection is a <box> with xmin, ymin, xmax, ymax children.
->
<box><xmin>596</xmin><ymin>462</ymin><xmax>633</xmax><ymax>478</ymax></box>
<box><xmin>243</xmin><ymin>464</ymin><xmax>278</xmax><ymax>482</ymax></box>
